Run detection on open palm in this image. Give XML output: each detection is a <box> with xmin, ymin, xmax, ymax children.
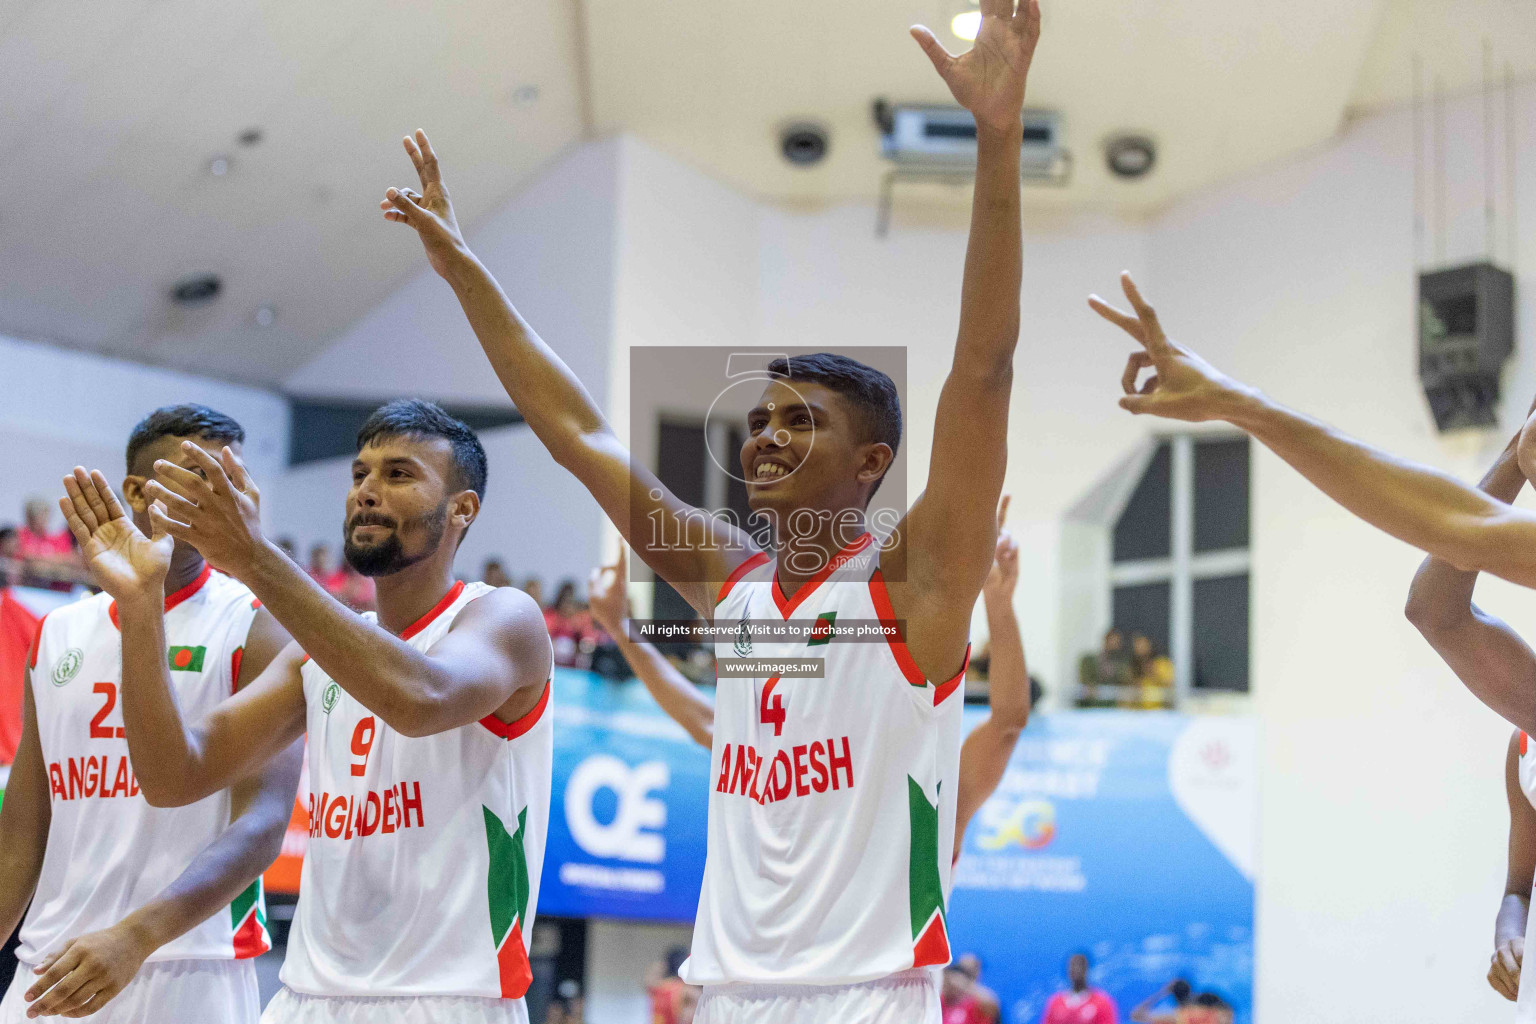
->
<box><xmin>913</xmin><ymin>0</ymin><xmax>1041</xmax><ymax>134</ymax></box>
<box><xmin>59</xmin><ymin>468</ymin><xmax>172</xmax><ymax>599</ymax></box>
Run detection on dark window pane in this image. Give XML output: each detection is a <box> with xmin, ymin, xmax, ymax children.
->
<box><xmin>1194</xmin><ymin>438</ymin><xmax>1250</xmax><ymax>553</ymax></box>
<box><xmin>1114</xmin><ymin>442</ymin><xmax>1172</xmax><ymax>562</ymax></box>
<box><xmin>1193</xmin><ymin>573</ymin><xmax>1249</xmax><ymax>691</ymax></box>
<box><xmin>1112</xmin><ymin>581</ymin><xmax>1171</xmax><ymax>656</ymax></box>
<box><xmin>657</xmin><ymin>419</ymin><xmax>707</xmax><ymax>507</ymax></box>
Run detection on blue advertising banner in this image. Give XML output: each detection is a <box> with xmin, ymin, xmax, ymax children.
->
<box><xmin>539</xmin><ymin>669</ymin><xmax>712</xmax><ymax>922</ymax></box>
<box><xmin>949</xmin><ymin>711</ymin><xmax>1255</xmax><ymax>1024</ymax></box>
<box><xmin>540</xmin><ymin>673</ymin><xmax>1255</xmax><ymax>1024</ymax></box>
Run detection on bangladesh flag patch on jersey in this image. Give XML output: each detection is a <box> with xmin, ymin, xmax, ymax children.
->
<box><xmin>168</xmin><ymin>646</ymin><xmax>206</xmax><ymax>672</ymax></box>
<box><xmin>807</xmin><ymin>611</ymin><xmax>837</xmax><ymax>647</ymax></box>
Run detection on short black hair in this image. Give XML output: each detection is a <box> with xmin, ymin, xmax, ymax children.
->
<box><xmin>357</xmin><ymin>399</ymin><xmax>488</xmax><ymax>498</ymax></box>
<box><xmin>126</xmin><ymin>404</ymin><xmax>245</xmax><ymax>476</ymax></box>
<box><xmin>766</xmin><ymin>351</ymin><xmax>902</xmax><ymax>463</ymax></box>
<box><xmin>1193</xmin><ymin>993</ymin><xmax>1230</xmax><ymax>1009</ymax></box>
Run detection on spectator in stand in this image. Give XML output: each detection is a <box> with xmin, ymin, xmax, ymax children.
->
<box><xmin>1079</xmin><ymin>629</ymin><xmax>1130</xmax><ymax>707</ymax></box>
<box><xmin>544</xmin><ymin>579</ymin><xmax>595</xmax><ymax>668</ymax></box>
<box><xmin>1042</xmin><ymin>952</ymin><xmax>1118</xmax><ymax>1024</ymax></box>
<box><xmin>1130</xmin><ymin>979</ymin><xmax>1192</xmax><ymax>1024</ymax></box>
<box><xmin>0</xmin><ymin>527</ymin><xmax>19</xmax><ymax>588</ymax></box>
<box><xmin>521</xmin><ymin>575</ymin><xmax>546</xmax><ymax>610</ymax></box>
<box><xmin>675</xmin><ymin>983</ymin><xmax>700</xmax><ymax>1024</ymax></box>
<box><xmin>943</xmin><ymin>952</ymin><xmax>1001</xmax><ymax>1024</ymax></box>
<box><xmin>16</xmin><ymin>496</ymin><xmax>84</xmax><ymax>589</ymax></box>
<box><xmin>481</xmin><ymin>557</ymin><xmax>513</xmax><ymax>589</ymax></box>
<box><xmin>1184</xmin><ymin>993</ymin><xmax>1232</xmax><ymax>1024</ymax></box>
<box><xmin>1127</xmin><ymin>632</ymin><xmax>1174</xmax><ymax>709</ymax></box>
<box><xmin>647</xmin><ymin>946</ymin><xmax>691</xmax><ymax>1024</ymax></box>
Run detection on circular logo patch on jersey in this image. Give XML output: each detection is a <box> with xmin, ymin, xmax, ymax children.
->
<box><xmin>51</xmin><ymin>648</ymin><xmax>83</xmax><ymax>687</ymax></box>
<box><xmin>322</xmin><ymin>682</ymin><xmax>340</xmax><ymax>714</ymax></box>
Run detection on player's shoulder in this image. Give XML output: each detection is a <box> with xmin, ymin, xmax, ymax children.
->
<box><xmin>42</xmin><ymin>590</ymin><xmax>114</xmax><ymax>633</ymax></box>
<box><xmin>203</xmin><ymin>568</ymin><xmax>257</xmax><ymax>606</ymax></box>
<box><xmin>453</xmin><ymin>583</ymin><xmax>548</xmax><ymax>635</ymax></box>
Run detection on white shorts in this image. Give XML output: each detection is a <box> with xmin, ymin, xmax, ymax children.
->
<box><xmin>695</xmin><ymin>970</ymin><xmax>941</xmax><ymax>1024</ymax></box>
<box><xmin>260</xmin><ymin>987</ymin><xmax>529</xmax><ymax>1024</ymax></box>
<box><xmin>0</xmin><ymin>956</ymin><xmax>258</xmax><ymax>1024</ymax></box>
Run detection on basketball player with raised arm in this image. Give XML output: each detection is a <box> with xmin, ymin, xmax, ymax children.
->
<box><xmin>59</xmin><ymin>400</ymin><xmax>553</xmax><ymax>1024</ymax></box>
<box><xmin>378</xmin><ymin>4</ymin><xmax>1040</xmax><ymax>1018</ymax></box>
<box><xmin>585</xmin><ymin>495</ymin><xmax>1032</xmax><ymax>865</ymax></box>
<box><xmin>1401</xmin><ymin>397</ymin><xmax>1536</xmax><ymax>1016</ymax></box>
<box><xmin>0</xmin><ymin>405</ymin><xmax>300</xmax><ymax>1023</ymax></box>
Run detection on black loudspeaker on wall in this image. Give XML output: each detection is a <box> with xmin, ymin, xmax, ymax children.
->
<box><xmin>1418</xmin><ymin>262</ymin><xmax>1516</xmax><ymax>432</ymax></box>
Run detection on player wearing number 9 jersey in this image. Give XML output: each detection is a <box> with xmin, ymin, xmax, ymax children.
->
<box><xmin>62</xmin><ymin>400</ymin><xmax>553</xmax><ymax>1024</ymax></box>
<box><xmin>0</xmin><ymin>405</ymin><xmax>301</xmax><ymax>1024</ymax></box>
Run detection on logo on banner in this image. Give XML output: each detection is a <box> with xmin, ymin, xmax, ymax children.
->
<box><xmin>979</xmin><ymin>798</ymin><xmax>1057</xmax><ymax>851</ymax></box>
<box><xmin>565</xmin><ymin>754</ymin><xmax>669</xmax><ymax>863</ymax></box>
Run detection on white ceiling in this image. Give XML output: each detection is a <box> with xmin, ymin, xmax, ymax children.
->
<box><xmin>2</xmin><ymin>0</ymin><xmax>1533</xmax><ymax>384</ymax></box>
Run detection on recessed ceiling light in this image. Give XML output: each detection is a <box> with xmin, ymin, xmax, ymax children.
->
<box><xmin>170</xmin><ymin>273</ymin><xmax>222</xmax><ymax>305</ymax></box>
<box><xmin>254</xmin><ymin>305</ymin><xmax>277</xmax><ymax>327</ymax></box>
<box><xmin>1105</xmin><ymin>135</ymin><xmax>1157</xmax><ymax>179</ymax></box>
<box><xmin>208</xmin><ymin>156</ymin><xmax>230</xmax><ymax>177</ymax></box>
<box><xmin>238</xmin><ymin>128</ymin><xmax>263</xmax><ymax>147</ymax></box>
<box><xmin>951</xmin><ymin>10</ymin><xmax>981</xmax><ymax>41</ymax></box>
<box><xmin>511</xmin><ymin>84</ymin><xmax>540</xmax><ymax>106</ymax></box>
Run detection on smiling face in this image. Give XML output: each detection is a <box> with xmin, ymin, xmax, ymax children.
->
<box><xmin>343</xmin><ymin>434</ymin><xmax>478</xmax><ymax>578</ymax></box>
<box><xmin>738</xmin><ymin>379</ymin><xmax>893</xmax><ymax>525</ymax></box>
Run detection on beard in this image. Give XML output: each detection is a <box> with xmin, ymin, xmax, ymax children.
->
<box><xmin>343</xmin><ymin>501</ymin><xmax>449</xmax><ymax>578</ymax></box>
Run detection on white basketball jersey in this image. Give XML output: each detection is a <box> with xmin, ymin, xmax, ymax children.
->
<box><xmin>1517</xmin><ymin>732</ymin><xmax>1536</xmax><ymax>1021</ymax></box>
<box><xmin>21</xmin><ymin>565</ymin><xmax>269</xmax><ymax>964</ymax></box>
<box><xmin>683</xmin><ymin>533</ymin><xmax>968</xmax><ymax>987</ymax></box>
<box><xmin>281</xmin><ymin>581</ymin><xmax>553</xmax><ymax>1003</ymax></box>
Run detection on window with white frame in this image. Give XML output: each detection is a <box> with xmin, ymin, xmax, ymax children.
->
<box><xmin>1109</xmin><ymin>434</ymin><xmax>1251</xmax><ymax>698</ymax></box>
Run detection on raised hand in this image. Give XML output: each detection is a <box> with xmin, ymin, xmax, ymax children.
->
<box><xmin>143</xmin><ymin>443</ymin><xmax>266</xmax><ymax>579</ymax></box>
<box><xmin>586</xmin><ymin>547</ymin><xmax>629</xmax><ymax>638</ymax></box>
<box><xmin>1489</xmin><ymin>935</ymin><xmax>1523</xmax><ymax>1001</ymax></box>
<box><xmin>379</xmin><ymin>129</ymin><xmax>468</xmax><ymax>281</ymax></box>
<box><xmin>1089</xmin><ymin>272</ymin><xmax>1253</xmax><ymax>423</ymax></box>
<box><xmin>59</xmin><ymin>468</ymin><xmax>172</xmax><ymax>600</ymax></box>
<box><xmin>982</xmin><ymin>494</ymin><xmax>1019</xmax><ymax>607</ymax></box>
<box><xmin>911</xmin><ymin>0</ymin><xmax>1041</xmax><ymax>135</ymax></box>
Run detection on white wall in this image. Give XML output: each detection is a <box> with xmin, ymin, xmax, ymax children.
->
<box><xmin>0</xmin><ymin>334</ymin><xmax>289</xmax><ymax>533</ymax></box>
<box><xmin>1146</xmin><ymin>83</ymin><xmax>1536</xmax><ymax>1024</ymax></box>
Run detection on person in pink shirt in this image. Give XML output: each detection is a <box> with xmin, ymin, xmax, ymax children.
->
<box><xmin>1042</xmin><ymin>953</ymin><xmax>1118</xmax><ymax>1024</ymax></box>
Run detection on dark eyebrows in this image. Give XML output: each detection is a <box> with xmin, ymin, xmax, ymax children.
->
<box><xmin>747</xmin><ymin>401</ymin><xmax>825</xmax><ymax>420</ymax></box>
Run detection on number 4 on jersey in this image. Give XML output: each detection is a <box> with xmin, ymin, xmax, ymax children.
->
<box><xmin>759</xmin><ymin>677</ymin><xmax>785</xmax><ymax>736</ymax></box>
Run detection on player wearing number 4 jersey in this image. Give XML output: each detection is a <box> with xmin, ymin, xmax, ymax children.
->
<box><xmin>61</xmin><ymin>400</ymin><xmax>553</xmax><ymax>1024</ymax></box>
<box><xmin>380</xmin><ymin>3</ymin><xmax>1038</xmax><ymax>1020</ymax></box>
<box><xmin>0</xmin><ymin>405</ymin><xmax>301</xmax><ymax>1024</ymax></box>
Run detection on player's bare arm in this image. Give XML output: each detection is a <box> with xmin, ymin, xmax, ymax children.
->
<box><xmin>1493</xmin><ymin>730</ymin><xmax>1536</xmax><ymax>1000</ymax></box>
<box><xmin>887</xmin><ymin>0</ymin><xmax>1039</xmax><ymax>681</ymax></box>
<box><xmin>20</xmin><ymin>608</ymin><xmax>303</xmax><ymax>1019</ymax></box>
<box><xmin>0</xmin><ymin>657</ymin><xmax>51</xmax><ymax>945</ymax></box>
<box><xmin>142</xmin><ymin>443</ymin><xmax>550</xmax><ymax>736</ymax></box>
<box><xmin>378</xmin><ymin>130</ymin><xmax>757</xmax><ymax>616</ymax></box>
<box><xmin>60</xmin><ymin>466</ymin><xmax>307</xmax><ymax>806</ymax></box>
<box><xmin>1402</xmin><ymin>416</ymin><xmax>1536</xmax><ymax>733</ymax></box>
<box><xmin>588</xmin><ymin>547</ymin><xmax>715</xmax><ymax>748</ymax></box>
<box><xmin>1091</xmin><ymin>272</ymin><xmax>1536</xmax><ymax>589</ymax></box>
<box><xmin>954</xmin><ymin>497</ymin><xmax>1029</xmax><ymax>859</ymax></box>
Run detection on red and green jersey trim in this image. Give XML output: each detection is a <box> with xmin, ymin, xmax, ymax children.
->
<box><xmin>717</xmin><ymin>552</ymin><xmax>771</xmax><ymax>605</ymax></box>
<box><xmin>483</xmin><ymin>805</ymin><xmax>533</xmax><ymax>999</ymax></box>
<box><xmin>908</xmin><ymin>776</ymin><xmax>951</xmax><ymax>969</ymax></box>
<box><xmin>230</xmin><ymin>878</ymin><xmax>271</xmax><ymax>959</ymax></box>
